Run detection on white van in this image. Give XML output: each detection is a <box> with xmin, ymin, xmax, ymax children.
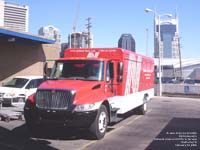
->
<box><xmin>0</xmin><ymin>76</ymin><xmax>44</xmax><ymax>106</ymax></box>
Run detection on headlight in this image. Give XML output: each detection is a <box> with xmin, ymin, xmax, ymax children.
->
<box><xmin>13</xmin><ymin>97</ymin><xmax>25</xmax><ymax>103</ymax></box>
<box><xmin>74</xmin><ymin>102</ymin><xmax>101</xmax><ymax>112</ymax></box>
<box><xmin>17</xmin><ymin>97</ymin><xmax>25</xmax><ymax>103</ymax></box>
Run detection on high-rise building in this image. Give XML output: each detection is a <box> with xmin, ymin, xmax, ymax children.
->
<box><xmin>68</xmin><ymin>17</ymin><xmax>93</xmax><ymax>48</ymax></box>
<box><xmin>0</xmin><ymin>0</ymin><xmax>29</xmax><ymax>32</ymax></box>
<box><xmin>38</xmin><ymin>25</ymin><xmax>61</xmax><ymax>44</ymax></box>
<box><xmin>118</xmin><ymin>34</ymin><xmax>135</xmax><ymax>52</ymax></box>
<box><xmin>68</xmin><ymin>31</ymin><xmax>93</xmax><ymax>48</ymax></box>
<box><xmin>154</xmin><ymin>15</ymin><xmax>180</xmax><ymax>58</ymax></box>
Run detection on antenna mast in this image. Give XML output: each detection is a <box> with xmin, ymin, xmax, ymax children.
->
<box><xmin>86</xmin><ymin>17</ymin><xmax>92</xmax><ymax>48</ymax></box>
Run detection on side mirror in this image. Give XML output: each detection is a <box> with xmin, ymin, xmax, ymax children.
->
<box><xmin>43</xmin><ymin>62</ymin><xmax>48</xmax><ymax>80</ymax></box>
<box><xmin>109</xmin><ymin>62</ymin><xmax>114</xmax><ymax>80</ymax></box>
<box><xmin>106</xmin><ymin>62</ymin><xmax>114</xmax><ymax>82</ymax></box>
<box><xmin>117</xmin><ymin>62</ymin><xmax>123</xmax><ymax>82</ymax></box>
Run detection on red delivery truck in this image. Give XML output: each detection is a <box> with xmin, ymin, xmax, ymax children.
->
<box><xmin>24</xmin><ymin>48</ymin><xmax>154</xmax><ymax>139</ymax></box>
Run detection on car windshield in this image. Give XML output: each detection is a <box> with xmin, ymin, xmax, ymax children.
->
<box><xmin>3</xmin><ymin>78</ymin><xmax>29</xmax><ymax>88</ymax></box>
<box><xmin>184</xmin><ymin>79</ymin><xmax>195</xmax><ymax>84</ymax></box>
<box><xmin>50</xmin><ymin>60</ymin><xmax>104</xmax><ymax>81</ymax></box>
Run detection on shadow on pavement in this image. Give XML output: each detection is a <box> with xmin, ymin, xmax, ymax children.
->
<box><xmin>145</xmin><ymin>118</ymin><xmax>200</xmax><ymax>150</ymax></box>
<box><xmin>0</xmin><ymin>124</ymin><xmax>59</xmax><ymax>150</ymax></box>
<box><xmin>0</xmin><ymin>122</ymin><xmax>98</xmax><ymax>150</ymax></box>
<box><xmin>27</xmin><ymin>125</ymin><xmax>94</xmax><ymax>140</ymax></box>
<box><xmin>0</xmin><ymin>107</ymin><xmax>143</xmax><ymax>149</ymax></box>
<box><xmin>0</xmin><ymin>125</ymin><xmax>61</xmax><ymax>150</ymax></box>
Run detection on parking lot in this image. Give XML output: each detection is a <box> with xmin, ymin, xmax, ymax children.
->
<box><xmin>0</xmin><ymin>96</ymin><xmax>200</xmax><ymax>150</ymax></box>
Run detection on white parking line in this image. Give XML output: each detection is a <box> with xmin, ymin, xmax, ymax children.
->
<box><xmin>81</xmin><ymin>112</ymin><xmax>150</xmax><ymax>150</ymax></box>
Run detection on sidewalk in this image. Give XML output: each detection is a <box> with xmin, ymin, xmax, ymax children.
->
<box><xmin>162</xmin><ymin>93</ymin><xmax>200</xmax><ymax>99</ymax></box>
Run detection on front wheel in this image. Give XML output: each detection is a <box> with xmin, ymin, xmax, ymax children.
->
<box><xmin>89</xmin><ymin>105</ymin><xmax>108</xmax><ymax>140</ymax></box>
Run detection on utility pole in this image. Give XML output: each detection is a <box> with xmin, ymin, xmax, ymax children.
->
<box><xmin>178</xmin><ymin>37</ymin><xmax>182</xmax><ymax>79</ymax></box>
<box><xmin>86</xmin><ymin>17</ymin><xmax>92</xmax><ymax>48</ymax></box>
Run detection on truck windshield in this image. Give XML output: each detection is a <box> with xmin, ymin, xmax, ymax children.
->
<box><xmin>50</xmin><ymin>60</ymin><xmax>104</xmax><ymax>81</ymax></box>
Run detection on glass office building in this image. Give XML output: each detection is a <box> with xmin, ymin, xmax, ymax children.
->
<box><xmin>118</xmin><ymin>34</ymin><xmax>135</xmax><ymax>52</ymax></box>
<box><xmin>154</xmin><ymin>17</ymin><xmax>180</xmax><ymax>58</ymax></box>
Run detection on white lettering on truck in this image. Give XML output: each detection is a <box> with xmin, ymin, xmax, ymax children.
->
<box><xmin>125</xmin><ymin>55</ymin><xmax>142</xmax><ymax>95</ymax></box>
<box><xmin>87</xmin><ymin>52</ymin><xmax>100</xmax><ymax>58</ymax></box>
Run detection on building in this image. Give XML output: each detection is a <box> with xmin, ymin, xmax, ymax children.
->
<box><xmin>0</xmin><ymin>27</ymin><xmax>60</xmax><ymax>84</ymax></box>
<box><xmin>118</xmin><ymin>34</ymin><xmax>135</xmax><ymax>52</ymax></box>
<box><xmin>38</xmin><ymin>25</ymin><xmax>61</xmax><ymax>44</ymax></box>
<box><xmin>153</xmin><ymin>14</ymin><xmax>183</xmax><ymax>80</ymax></box>
<box><xmin>154</xmin><ymin>15</ymin><xmax>180</xmax><ymax>58</ymax></box>
<box><xmin>154</xmin><ymin>58</ymin><xmax>200</xmax><ymax>80</ymax></box>
<box><xmin>68</xmin><ymin>31</ymin><xmax>93</xmax><ymax>48</ymax></box>
<box><xmin>67</xmin><ymin>17</ymin><xmax>93</xmax><ymax>49</ymax></box>
<box><xmin>0</xmin><ymin>0</ymin><xmax>29</xmax><ymax>32</ymax></box>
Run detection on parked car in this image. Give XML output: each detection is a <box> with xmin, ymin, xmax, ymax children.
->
<box><xmin>184</xmin><ymin>79</ymin><xmax>200</xmax><ymax>85</ymax></box>
<box><xmin>183</xmin><ymin>78</ymin><xmax>195</xmax><ymax>84</ymax></box>
<box><xmin>0</xmin><ymin>76</ymin><xmax>44</xmax><ymax>106</ymax></box>
<box><xmin>161</xmin><ymin>77</ymin><xmax>175</xmax><ymax>83</ymax></box>
<box><xmin>194</xmin><ymin>79</ymin><xmax>200</xmax><ymax>84</ymax></box>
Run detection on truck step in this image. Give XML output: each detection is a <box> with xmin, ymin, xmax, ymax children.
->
<box><xmin>110</xmin><ymin>107</ymin><xmax>120</xmax><ymax>123</ymax></box>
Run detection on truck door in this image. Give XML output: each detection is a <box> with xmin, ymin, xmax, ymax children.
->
<box><xmin>105</xmin><ymin>61</ymin><xmax>118</xmax><ymax>97</ymax></box>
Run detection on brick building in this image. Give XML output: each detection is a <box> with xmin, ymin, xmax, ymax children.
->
<box><xmin>0</xmin><ymin>27</ymin><xmax>60</xmax><ymax>84</ymax></box>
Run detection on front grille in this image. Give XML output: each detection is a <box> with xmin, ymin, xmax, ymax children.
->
<box><xmin>35</xmin><ymin>89</ymin><xmax>74</xmax><ymax>110</ymax></box>
<box><xmin>2</xmin><ymin>98</ymin><xmax>12</xmax><ymax>104</ymax></box>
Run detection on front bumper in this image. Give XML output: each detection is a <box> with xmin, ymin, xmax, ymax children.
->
<box><xmin>2</xmin><ymin>97</ymin><xmax>25</xmax><ymax>105</ymax></box>
<box><xmin>39</xmin><ymin>110</ymin><xmax>97</xmax><ymax>127</ymax></box>
<box><xmin>24</xmin><ymin>102</ymin><xmax>98</xmax><ymax>128</ymax></box>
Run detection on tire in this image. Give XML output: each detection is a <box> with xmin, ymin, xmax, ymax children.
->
<box><xmin>24</xmin><ymin>112</ymin><xmax>38</xmax><ymax>133</ymax></box>
<box><xmin>24</xmin><ymin>101</ymin><xmax>39</xmax><ymax>133</ymax></box>
<box><xmin>25</xmin><ymin>118</ymin><xmax>37</xmax><ymax>132</ymax></box>
<box><xmin>89</xmin><ymin>105</ymin><xmax>108</xmax><ymax>140</ymax></box>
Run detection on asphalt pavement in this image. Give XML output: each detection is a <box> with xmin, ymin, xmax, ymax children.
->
<box><xmin>0</xmin><ymin>96</ymin><xmax>200</xmax><ymax>150</ymax></box>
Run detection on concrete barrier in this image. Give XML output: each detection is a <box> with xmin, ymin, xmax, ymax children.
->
<box><xmin>155</xmin><ymin>84</ymin><xmax>200</xmax><ymax>96</ymax></box>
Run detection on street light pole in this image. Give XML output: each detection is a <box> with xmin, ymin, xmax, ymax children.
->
<box><xmin>158</xmin><ymin>15</ymin><xmax>162</xmax><ymax>96</ymax></box>
<box><xmin>145</xmin><ymin>8</ymin><xmax>172</xmax><ymax>96</ymax></box>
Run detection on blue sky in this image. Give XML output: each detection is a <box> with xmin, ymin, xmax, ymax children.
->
<box><xmin>7</xmin><ymin>0</ymin><xmax>200</xmax><ymax>58</ymax></box>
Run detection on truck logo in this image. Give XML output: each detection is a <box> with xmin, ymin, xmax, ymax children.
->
<box><xmin>51</xmin><ymin>90</ymin><xmax>56</xmax><ymax>94</ymax></box>
<box><xmin>87</xmin><ymin>52</ymin><xmax>100</xmax><ymax>58</ymax></box>
<box><xmin>125</xmin><ymin>55</ymin><xmax>142</xmax><ymax>95</ymax></box>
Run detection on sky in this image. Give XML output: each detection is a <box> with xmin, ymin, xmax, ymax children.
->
<box><xmin>6</xmin><ymin>0</ymin><xmax>200</xmax><ymax>58</ymax></box>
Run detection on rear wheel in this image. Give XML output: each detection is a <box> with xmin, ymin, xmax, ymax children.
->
<box><xmin>89</xmin><ymin>105</ymin><xmax>108</xmax><ymax>140</ymax></box>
